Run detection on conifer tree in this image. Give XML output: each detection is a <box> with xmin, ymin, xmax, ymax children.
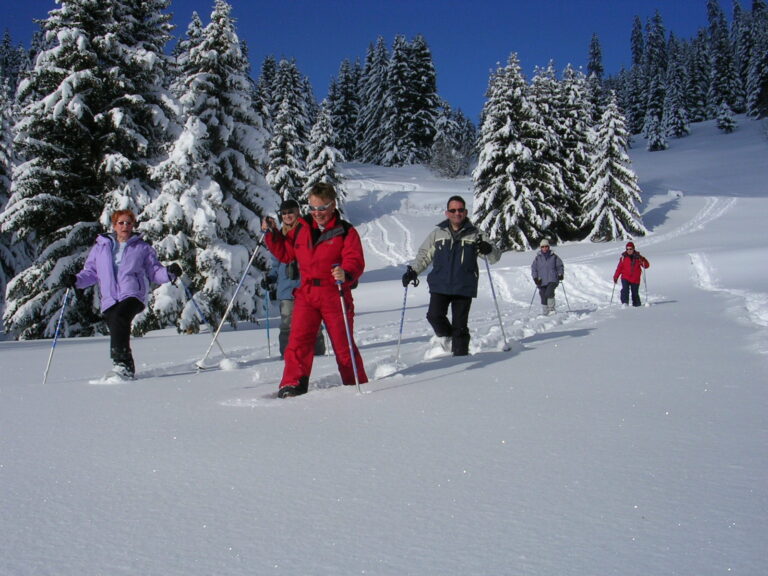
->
<box><xmin>356</xmin><ymin>38</ymin><xmax>389</xmax><ymax>164</ymax></box>
<box><xmin>1</xmin><ymin>0</ymin><xmax>175</xmax><ymax>338</ymax></box>
<box><xmin>328</xmin><ymin>59</ymin><xmax>360</xmax><ymax>160</ymax></box>
<box><xmin>587</xmin><ymin>33</ymin><xmax>606</xmax><ymax>123</ymax></box>
<box><xmin>267</xmin><ymin>99</ymin><xmax>307</xmax><ymax>202</ymax></box>
<box><xmin>473</xmin><ymin>54</ymin><xmax>560</xmax><ymax>251</ymax></box>
<box><xmin>707</xmin><ymin>0</ymin><xmax>741</xmax><ymax>114</ymax></box>
<box><xmin>582</xmin><ymin>92</ymin><xmax>647</xmax><ymax>242</ymax></box>
<box><xmin>429</xmin><ymin>102</ymin><xmax>476</xmax><ymax>178</ymax></box>
<box><xmin>304</xmin><ymin>100</ymin><xmax>346</xmax><ymax>209</ymax></box>
<box><xmin>747</xmin><ymin>0</ymin><xmax>768</xmax><ymax>117</ymax></box>
<box><xmin>663</xmin><ymin>34</ymin><xmax>691</xmax><ymax>138</ymax></box>
<box><xmin>141</xmin><ymin>0</ymin><xmax>274</xmax><ymax>333</ymax></box>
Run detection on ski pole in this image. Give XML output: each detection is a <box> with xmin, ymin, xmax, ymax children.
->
<box><xmin>484</xmin><ymin>258</ymin><xmax>511</xmax><ymax>351</ymax></box>
<box><xmin>334</xmin><ymin>265</ymin><xmax>361</xmax><ymax>392</ymax></box>
<box><xmin>263</xmin><ymin>282</ymin><xmax>271</xmax><ymax>358</ymax></box>
<box><xmin>43</xmin><ymin>288</ymin><xmax>71</xmax><ymax>385</ymax></box>
<box><xmin>395</xmin><ymin>285</ymin><xmax>409</xmax><ymax>367</ymax></box>
<box><xmin>610</xmin><ymin>281</ymin><xmax>617</xmax><ymax>304</ymax></box>
<box><xmin>197</xmin><ymin>235</ymin><xmax>264</xmax><ymax>369</ymax></box>
<box><xmin>528</xmin><ymin>286</ymin><xmax>537</xmax><ymax>312</ymax></box>
<box><xmin>643</xmin><ymin>269</ymin><xmax>649</xmax><ymax>307</ymax></box>
<box><xmin>560</xmin><ymin>280</ymin><xmax>571</xmax><ymax>312</ymax></box>
<box><xmin>182</xmin><ymin>281</ymin><xmax>228</xmax><ymax>357</ymax></box>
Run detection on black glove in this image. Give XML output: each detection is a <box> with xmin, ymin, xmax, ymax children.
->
<box><xmin>261</xmin><ymin>277</ymin><xmax>270</xmax><ymax>289</ymax></box>
<box><xmin>62</xmin><ymin>272</ymin><xmax>78</xmax><ymax>289</ymax></box>
<box><xmin>534</xmin><ymin>278</ymin><xmax>542</xmax><ymax>287</ymax></box>
<box><xmin>477</xmin><ymin>240</ymin><xmax>493</xmax><ymax>255</ymax></box>
<box><xmin>401</xmin><ymin>265</ymin><xmax>418</xmax><ymax>287</ymax></box>
<box><xmin>167</xmin><ymin>263</ymin><xmax>183</xmax><ymax>278</ymax></box>
<box><xmin>558</xmin><ymin>274</ymin><xmax>563</xmax><ymax>281</ymax></box>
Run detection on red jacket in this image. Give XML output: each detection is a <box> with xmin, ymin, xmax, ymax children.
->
<box><xmin>265</xmin><ymin>212</ymin><xmax>365</xmax><ymax>293</ymax></box>
<box><xmin>614</xmin><ymin>252</ymin><xmax>649</xmax><ymax>284</ymax></box>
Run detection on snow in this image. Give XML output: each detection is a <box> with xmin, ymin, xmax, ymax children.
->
<box><xmin>2</xmin><ymin>117</ymin><xmax>767</xmax><ymax>575</ymax></box>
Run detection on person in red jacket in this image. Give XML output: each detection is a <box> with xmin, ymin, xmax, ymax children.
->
<box><xmin>613</xmin><ymin>241</ymin><xmax>650</xmax><ymax>307</ymax></box>
<box><xmin>262</xmin><ymin>183</ymin><xmax>368</xmax><ymax>398</ymax></box>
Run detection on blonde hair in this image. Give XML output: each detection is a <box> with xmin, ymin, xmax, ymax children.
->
<box><xmin>308</xmin><ymin>182</ymin><xmax>337</xmax><ymax>203</ymax></box>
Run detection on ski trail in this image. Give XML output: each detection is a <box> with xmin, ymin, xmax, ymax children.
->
<box><xmin>689</xmin><ymin>251</ymin><xmax>768</xmax><ymax>354</ymax></box>
<box><xmin>572</xmin><ymin>196</ymin><xmax>737</xmax><ymax>264</ymax></box>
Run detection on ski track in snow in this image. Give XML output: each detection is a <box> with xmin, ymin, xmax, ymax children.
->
<box><xmin>571</xmin><ymin>196</ymin><xmax>737</xmax><ymax>264</ymax></box>
<box><xmin>689</xmin><ymin>251</ymin><xmax>768</xmax><ymax>354</ymax></box>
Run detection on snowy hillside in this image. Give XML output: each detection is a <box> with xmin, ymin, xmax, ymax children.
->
<box><xmin>1</xmin><ymin>117</ymin><xmax>767</xmax><ymax>575</ymax></box>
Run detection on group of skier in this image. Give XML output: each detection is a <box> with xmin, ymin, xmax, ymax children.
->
<box><xmin>68</xmin><ymin>187</ymin><xmax>649</xmax><ymax>395</ymax></box>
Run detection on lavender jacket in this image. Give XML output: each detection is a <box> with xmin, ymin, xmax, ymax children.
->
<box><xmin>75</xmin><ymin>233</ymin><xmax>173</xmax><ymax>312</ymax></box>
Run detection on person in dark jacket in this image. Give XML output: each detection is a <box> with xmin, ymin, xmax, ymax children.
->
<box><xmin>72</xmin><ymin>210</ymin><xmax>181</xmax><ymax>379</ymax></box>
<box><xmin>531</xmin><ymin>238</ymin><xmax>564</xmax><ymax>315</ymax></box>
<box><xmin>613</xmin><ymin>241</ymin><xmax>650</xmax><ymax>307</ymax></box>
<box><xmin>402</xmin><ymin>195</ymin><xmax>501</xmax><ymax>356</ymax></box>
<box><xmin>264</xmin><ymin>199</ymin><xmax>326</xmax><ymax>357</ymax></box>
<box><xmin>263</xmin><ymin>183</ymin><xmax>367</xmax><ymax>398</ymax></box>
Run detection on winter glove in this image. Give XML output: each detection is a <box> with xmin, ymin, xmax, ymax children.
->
<box><xmin>62</xmin><ymin>272</ymin><xmax>78</xmax><ymax>289</ymax></box>
<box><xmin>477</xmin><ymin>240</ymin><xmax>493</xmax><ymax>255</ymax></box>
<box><xmin>401</xmin><ymin>265</ymin><xmax>419</xmax><ymax>288</ymax></box>
<box><xmin>558</xmin><ymin>274</ymin><xmax>564</xmax><ymax>281</ymax></box>
<box><xmin>167</xmin><ymin>263</ymin><xmax>183</xmax><ymax>279</ymax></box>
<box><xmin>261</xmin><ymin>277</ymin><xmax>270</xmax><ymax>289</ymax></box>
<box><xmin>613</xmin><ymin>277</ymin><xmax>618</xmax><ymax>284</ymax></box>
<box><xmin>534</xmin><ymin>278</ymin><xmax>542</xmax><ymax>287</ymax></box>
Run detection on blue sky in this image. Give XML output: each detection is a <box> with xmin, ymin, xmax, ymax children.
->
<box><xmin>5</xmin><ymin>0</ymin><xmax>713</xmax><ymax>121</ymax></box>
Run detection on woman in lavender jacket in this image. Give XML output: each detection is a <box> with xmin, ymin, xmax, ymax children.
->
<box><xmin>74</xmin><ymin>210</ymin><xmax>181</xmax><ymax>379</ymax></box>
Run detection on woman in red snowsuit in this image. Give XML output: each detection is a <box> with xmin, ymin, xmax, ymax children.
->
<box><xmin>263</xmin><ymin>183</ymin><xmax>368</xmax><ymax>398</ymax></box>
<box><xmin>613</xmin><ymin>241</ymin><xmax>650</xmax><ymax>307</ymax></box>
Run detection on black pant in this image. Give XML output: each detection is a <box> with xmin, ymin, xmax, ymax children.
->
<box><xmin>426</xmin><ymin>293</ymin><xmax>472</xmax><ymax>355</ymax></box>
<box><xmin>538</xmin><ymin>281</ymin><xmax>558</xmax><ymax>304</ymax></box>
<box><xmin>103</xmin><ymin>297</ymin><xmax>145</xmax><ymax>369</ymax></box>
<box><xmin>620</xmin><ymin>279</ymin><xmax>641</xmax><ymax>306</ymax></box>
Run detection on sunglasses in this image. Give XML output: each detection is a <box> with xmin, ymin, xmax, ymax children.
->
<box><xmin>116</xmin><ymin>221</ymin><xmax>135</xmax><ymax>226</ymax></box>
<box><xmin>446</xmin><ymin>208</ymin><xmax>466</xmax><ymax>214</ymax></box>
<box><xmin>307</xmin><ymin>201</ymin><xmax>334</xmax><ymax>212</ymax></box>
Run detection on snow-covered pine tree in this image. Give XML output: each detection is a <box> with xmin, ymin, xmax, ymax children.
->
<box><xmin>746</xmin><ymin>0</ymin><xmax>768</xmax><ymax>118</ymax></box>
<box><xmin>716</xmin><ymin>100</ymin><xmax>737</xmax><ymax>132</ymax></box>
<box><xmin>408</xmin><ymin>34</ymin><xmax>439</xmax><ymax>163</ymax></box>
<box><xmin>0</xmin><ymin>78</ymin><xmax>25</xmax><ymax>309</ymax></box>
<box><xmin>581</xmin><ymin>91</ymin><xmax>647</xmax><ymax>242</ymax></box>
<box><xmin>472</xmin><ymin>53</ymin><xmax>560</xmax><ymax>251</ymax></box>
<box><xmin>328</xmin><ymin>59</ymin><xmax>360</xmax><ymax>160</ymax></box>
<box><xmin>267</xmin><ymin>99</ymin><xmax>307</xmax><ymax>203</ymax></box>
<box><xmin>663</xmin><ymin>34</ymin><xmax>691</xmax><ymax>138</ymax></box>
<box><xmin>380</xmin><ymin>35</ymin><xmax>415</xmax><ymax>166</ymax></box>
<box><xmin>686</xmin><ymin>30</ymin><xmax>712</xmax><ymax>122</ymax></box>
<box><xmin>254</xmin><ymin>55</ymin><xmax>278</xmax><ymax>131</ymax></box>
<box><xmin>429</xmin><ymin>101</ymin><xmax>476</xmax><ymax>178</ymax></box>
<box><xmin>556</xmin><ymin>64</ymin><xmax>594</xmax><ymax>240</ymax></box>
<box><xmin>141</xmin><ymin>0</ymin><xmax>275</xmax><ymax>333</ymax></box>
<box><xmin>356</xmin><ymin>37</ymin><xmax>389</xmax><ymax>164</ymax></box>
<box><xmin>587</xmin><ymin>33</ymin><xmax>606</xmax><ymax>124</ymax></box>
<box><xmin>707</xmin><ymin>0</ymin><xmax>741</xmax><ymax>115</ymax></box>
<box><xmin>642</xmin><ymin>11</ymin><xmax>668</xmax><ymax>147</ymax></box>
<box><xmin>0</xmin><ymin>31</ymin><xmax>27</xmax><ymax>97</ymax></box>
<box><xmin>528</xmin><ymin>63</ymin><xmax>573</xmax><ymax>240</ymax></box>
<box><xmin>0</xmin><ymin>0</ymin><xmax>160</xmax><ymax>339</ymax></box>
<box><xmin>304</xmin><ymin>100</ymin><xmax>346</xmax><ymax>210</ymax></box>
<box><xmin>271</xmin><ymin>58</ymin><xmax>313</xmax><ymax>164</ymax></box>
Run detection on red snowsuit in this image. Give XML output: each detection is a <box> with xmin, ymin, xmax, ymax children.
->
<box><xmin>613</xmin><ymin>251</ymin><xmax>650</xmax><ymax>284</ymax></box>
<box><xmin>265</xmin><ymin>212</ymin><xmax>368</xmax><ymax>390</ymax></box>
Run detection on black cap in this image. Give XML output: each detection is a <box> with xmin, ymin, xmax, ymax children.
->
<box><xmin>279</xmin><ymin>199</ymin><xmax>300</xmax><ymax>212</ymax></box>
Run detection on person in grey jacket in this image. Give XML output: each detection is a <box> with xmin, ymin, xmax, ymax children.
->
<box><xmin>401</xmin><ymin>195</ymin><xmax>501</xmax><ymax>356</ymax></box>
<box><xmin>263</xmin><ymin>199</ymin><xmax>325</xmax><ymax>357</ymax></box>
<box><xmin>531</xmin><ymin>238</ymin><xmax>564</xmax><ymax>315</ymax></box>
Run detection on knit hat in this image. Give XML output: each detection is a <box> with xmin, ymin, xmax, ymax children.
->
<box><xmin>626</xmin><ymin>241</ymin><xmax>635</xmax><ymax>249</ymax></box>
<box><xmin>279</xmin><ymin>199</ymin><xmax>300</xmax><ymax>212</ymax></box>
<box><xmin>539</xmin><ymin>239</ymin><xmax>550</xmax><ymax>247</ymax></box>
